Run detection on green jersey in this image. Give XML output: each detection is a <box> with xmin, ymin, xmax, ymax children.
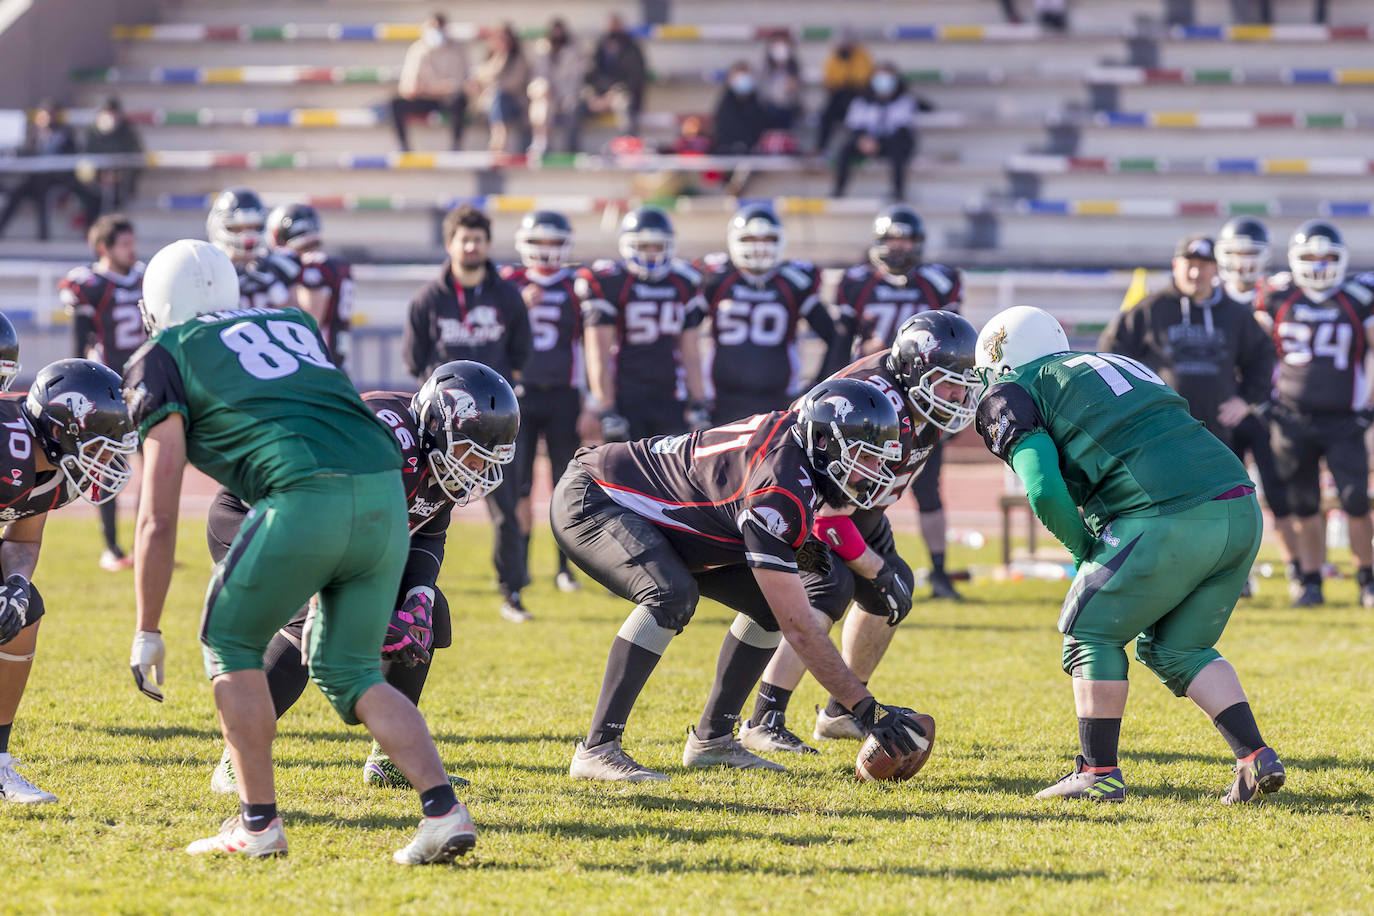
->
<box><xmin>123</xmin><ymin>307</ymin><xmax>401</xmax><ymax>503</ymax></box>
<box><xmin>975</xmin><ymin>351</ymin><xmax>1250</xmax><ymax>534</ymax></box>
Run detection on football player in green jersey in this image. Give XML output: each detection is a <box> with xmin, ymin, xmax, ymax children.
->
<box><xmin>974</xmin><ymin>306</ymin><xmax>1284</xmax><ymax>805</ymax></box>
<box><xmin>124</xmin><ymin>239</ymin><xmax>476</xmax><ymax>864</ymax></box>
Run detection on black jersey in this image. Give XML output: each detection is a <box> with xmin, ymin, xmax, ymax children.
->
<box><xmin>693</xmin><ymin>253</ymin><xmax>834</xmax><ymax>398</ymax></box>
<box><xmin>236</xmin><ymin>250</ymin><xmax>301</xmax><ymax>311</ymax></box>
<box><xmin>298</xmin><ymin>248</ymin><xmax>354</xmax><ymax>365</ymax></box>
<box><xmin>363</xmin><ymin>391</ymin><xmax>452</xmax><ymax>537</ymax></box>
<box><xmin>500</xmin><ymin>264</ymin><xmax>583</xmax><ymax>388</ymax></box>
<box><xmin>1259</xmin><ymin>270</ymin><xmax>1374</xmax><ymax>414</ymax></box>
<box><xmin>835</xmin><ymin>262</ymin><xmax>963</xmax><ymax>353</ymax></box>
<box><xmin>575</xmin><ymin>259</ymin><xmax>704</xmax><ymax>403</ymax></box>
<box><xmin>576</xmin><ymin>410</ymin><xmax>819</xmax><ymax>573</ymax></box>
<box><xmin>58</xmin><ymin>261</ymin><xmax>147</xmax><ymax>371</ymax></box>
<box><xmin>0</xmin><ymin>396</ymin><xmax>78</xmax><ymax>523</ymax></box>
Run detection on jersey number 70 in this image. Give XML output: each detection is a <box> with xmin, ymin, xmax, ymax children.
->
<box><xmin>1065</xmin><ymin>353</ymin><xmax>1165</xmax><ymax>396</ymax></box>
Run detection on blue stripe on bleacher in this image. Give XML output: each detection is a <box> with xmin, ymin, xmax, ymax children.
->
<box><xmin>1328</xmin><ymin>201</ymin><xmax>1373</xmax><ymax>217</ymax></box>
<box><xmin>1215</xmin><ymin>159</ymin><xmax>1259</xmax><ymax>173</ymax></box>
<box><xmin>1102</xmin><ymin>112</ymin><xmax>1147</xmax><ymax>127</ymax></box>
<box><xmin>351</xmin><ymin>155</ymin><xmax>389</xmax><ymax>169</ymax></box>
<box><xmin>253</xmin><ymin>110</ymin><xmax>292</xmax><ymax>127</ymax></box>
<box><xmin>1178</xmin><ymin>26</ymin><xmax>1224</xmax><ymax>40</ymax></box>
<box><xmin>166</xmin><ymin>194</ymin><xmax>210</xmax><ymax>210</ymax></box>
<box><xmin>894</xmin><ymin>26</ymin><xmax>938</xmax><ymax>40</ymax></box>
<box><xmin>161</xmin><ymin>68</ymin><xmax>198</xmax><ymax>84</ymax></box>
<box><xmin>337</xmin><ymin>25</ymin><xmax>376</xmax><ymax>41</ymax></box>
<box><xmin>1290</xmin><ymin>69</ymin><xmax>1335</xmax><ymax>83</ymax></box>
<box><xmin>1026</xmin><ymin>199</ymin><xmax>1069</xmax><ymax>214</ymax></box>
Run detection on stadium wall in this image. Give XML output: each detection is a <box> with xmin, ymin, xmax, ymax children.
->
<box><xmin>0</xmin><ymin>0</ymin><xmax>160</xmax><ymax>108</ymax></box>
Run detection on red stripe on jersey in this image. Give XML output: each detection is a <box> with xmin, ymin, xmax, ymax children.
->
<box><xmin>1270</xmin><ymin>289</ymin><xmax>1303</xmax><ymax>352</ymax></box>
<box><xmin>1333</xmin><ymin>290</ymin><xmax>1368</xmax><ymax>407</ymax></box>
<box><xmin>773</xmin><ymin>274</ymin><xmax>800</xmax><ymax>343</ymax></box>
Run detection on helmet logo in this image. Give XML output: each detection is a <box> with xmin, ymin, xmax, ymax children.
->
<box><xmin>821</xmin><ymin>395</ymin><xmax>854</xmax><ymax>420</ymax></box>
<box><xmin>53</xmin><ymin>392</ymin><xmax>95</xmax><ymax>428</ymax></box>
<box><xmin>443</xmin><ymin>389</ymin><xmax>480</xmax><ymax>423</ymax></box>
<box><xmin>984</xmin><ymin>327</ymin><xmax>1008</xmax><ymax>363</ymax></box>
<box><xmin>913</xmin><ymin>329</ymin><xmax>939</xmax><ymax>359</ymax></box>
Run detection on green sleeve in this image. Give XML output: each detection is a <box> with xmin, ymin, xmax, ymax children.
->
<box><xmin>1009</xmin><ymin>430</ymin><xmax>1093</xmax><ymax>567</ymax></box>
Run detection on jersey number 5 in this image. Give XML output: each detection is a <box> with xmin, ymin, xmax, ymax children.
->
<box><xmin>220</xmin><ymin>320</ymin><xmax>335</xmax><ymax>380</ymax></box>
<box><xmin>1065</xmin><ymin>353</ymin><xmax>1165</xmax><ymax>396</ymax></box>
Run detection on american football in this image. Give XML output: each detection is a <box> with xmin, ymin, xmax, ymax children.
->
<box><xmin>856</xmin><ymin>712</ymin><xmax>936</xmax><ymax>782</ymax></box>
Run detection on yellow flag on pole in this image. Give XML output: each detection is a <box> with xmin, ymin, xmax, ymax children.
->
<box><xmin>1120</xmin><ymin>267</ymin><xmax>1150</xmax><ymax>311</ymax></box>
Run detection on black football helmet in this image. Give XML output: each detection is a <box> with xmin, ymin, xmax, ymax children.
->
<box><xmin>1289</xmin><ymin>219</ymin><xmax>1347</xmax><ymax>292</ymax></box>
<box><xmin>22</xmin><ymin>358</ymin><xmax>137</xmax><ymax>505</ymax></box>
<box><xmin>888</xmin><ymin>311</ymin><xmax>981</xmax><ymax>435</ymax></box>
<box><xmin>795</xmin><ymin>377</ymin><xmax>902</xmax><ymax>510</ymax></box>
<box><xmin>266</xmin><ymin>202</ymin><xmax>322</xmax><ymax>251</ymax></box>
<box><xmin>1215</xmin><ymin>217</ymin><xmax>1270</xmax><ymax>288</ymax></box>
<box><xmin>727</xmin><ymin>204</ymin><xmax>784</xmax><ymax>273</ymax></box>
<box><xmin>515</xmin><ymin>209</ymin><xmax>573</xmax><ymax>270</ymax></box>
<box><xmin>206</xmin><ymin>187</ymin><xmax>267</xmax><ymax>260</ymax></box>
<box><xmin>0</xmin><ymin>312</ymin><xmax>19</xmax><ymax>392</ymax></box>
<box><xmin>619</xmin><ymin>207</ymin><xmax>675</xmax><ymax>279</ymax></box>
<box><xmin>869</xmin><ymin>205</ymin><xmax>925</xmax><ymax>275</ymax></box>
<box><xmin>411</xmin><ymin>360</ymin><xmax>520</xmax><ymax>506</ymax></box>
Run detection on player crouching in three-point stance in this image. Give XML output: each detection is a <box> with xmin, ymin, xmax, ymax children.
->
<box><xmin>125</xmin><ymin>239</ymin><xmax>476</xmax><ymax>863</ymax></box>
<box><xmin>974</xmin><ymin>306</ymin><xmax>1284</xmax><ymax>803</ymax></box>
<box><xmin>0</xmin><ymin>356</ymin><xmax>137</xmax><ymax>803</ymax></box>
<box><xmin>554</xmin><ymin>376</ymin><xmax>931</xmax><ymax>781</ymax></box>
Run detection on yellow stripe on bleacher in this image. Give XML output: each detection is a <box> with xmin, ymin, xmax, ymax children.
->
<box><xmin>111</xmin><ymin>25</ymin><xmax>154</xmax><ymax>40</ymax></box>
<box><xmin>1153</xmin><ymin>111</ymin><xmax>1198</xmax><ymax>128</ymax></box>
<box><xmin>203</xmin><ymin>68</ymin><xmax>244</xmax><ymax>84</ymax></box>
<box><xmin>378</xmin><ymin>24</ymin><xmax>422</xmax><ymax>41</ymax></box>
<box><xmin>940</xmin><ymin>25</ymin><xmax>985</xmax><ymax>41</ymax></box>
<box><xmin>491</xmin><ymin>196</ymin><xmax>537</xmax><ymax>213</ymax></box>
<box><xmin>1075</xmin><ymin>200</ymin><xmax>1121</xmax><ymax>216</ymax></box>
<box><xmin>1229</xmin><ymin>25</ymin><xmax>1273</xmax><ymax>41</ymax></box>
<box><xmin>1337</xmin><ymin>70</ymin><xmax>1374</xmax><ymax>84</ymax></box>
<box><xmin>394</xmin><ymin>152</ymin><xmax>436</xmax><ymax>169</ymax></box>
<box><xmin>776</xmin><ymin>197</ymin><xmax>828</xmax><ymax>215</ymax></box>
<box><xmin>655</xmin><ymin>25</ymin><xmax>702</xmax><ymax>40</ymax></box>
<box><xmin>1264</xmin><ymin>159</ymin><xmax>1309</xmax><ymax>173</ymax></box>
<box><xmin>294</xmin><ymin>109</ymin><xmax>340</xmax><ymax>127</ymax></box>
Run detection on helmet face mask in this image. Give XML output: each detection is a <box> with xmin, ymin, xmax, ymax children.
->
<box><xmin>207</xmin><ymin>188</ymin><xmax>267</xmax><ymax>261</ymax></box>
<box><xmin>619</xmin><ymin>208</ymin><xmax>676</xmax><ymax>280</ymax></box>
<box><xmin>412</xmin><ymin>361</ymin><xmax>521</xmax><ymax>507</ymax></box>
<box><xmin>889</xmin><ymin>311</ymin><xmax>981</xmax><ymax>435</ymax></box>
<box><xmin>427</xmin><ymin>436</ymin><xmax>514</xmax><ymax>505</ymax></box>
<box><xmin>869</xmin><ymin>205</ymin><xmax>925</xmax><ymax>276</ymax></box>
<box><xmin>727</xmin><ymin>207</ymin><xmax>784</xmax><ymax>273</ymax></box>
<box><xmin>266</xmin><ymin>203</ymin><xmax>322</xmax><ymax>251</ymax></box>
<box><xmin>57</xmin><ymin>431</ymin><xmax>139</xmax><ymax>505</ymax></box>
<box><xmin>797</xmin><ymin>379</ymin><xmax>902</xmax><ymax>510</ymax></box>
<box><xmin>516</xmin><ymin>211</ymin><xmax>573</xmax><ymax>270</ymax></box>
<box><xmin>909</xmin><ymin>366</ymin><xmax>981</xmax><ymax>435</ymax></box>
<box><xmin>1215</xmin><ymin>239</ymin><xmax>1269</xmax><ymax>287</ymax></box>
<box><xmin>23</xmin><ymin>359</ymin><xmax>138</xmax><ymax>506</ymax></box>
<box><xmin>1289</xmin><ymin>222</ymin><xmax>1347</xmax><ymax>292</ymax></box>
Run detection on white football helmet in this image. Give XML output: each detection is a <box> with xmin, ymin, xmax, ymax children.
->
<box><xmin>975</xmin><ymin>306</ymin><xmax>1070</xmax><ymax>380</ymax></box>
<box><xmin>1288</xmin><ymin>219</ymin><xmax>1347</xmax><ymax>293</ymax></box>
<box><xmin>140</xmin><ymin>239</ymin><xmax>240</xmax><ymax>335</ymax></box>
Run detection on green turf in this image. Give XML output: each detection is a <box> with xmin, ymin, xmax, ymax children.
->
<box><xmin>3</xmin><ymin>517</ymin><xmax>1372</xmax><ymax>914</ymax></box>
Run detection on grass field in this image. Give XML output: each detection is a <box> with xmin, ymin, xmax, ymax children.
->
<box><xmin>3</xmin><ymin>516</ymin><xmax>1373</xmax><ymax>915</ymax></box>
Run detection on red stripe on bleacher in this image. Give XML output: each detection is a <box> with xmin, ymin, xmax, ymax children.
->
<box><xmin>205</xmin><ymin>26</ymin><xmax>240</xmax><ymax>41</ymax></box>
<box><xmin>1255</xmin><ymin>112</ymin><xmax>1296</xmax><ymax>127</ymax></box>
<box><xmin>1144</xmin><ymin>69</ymin><xmax>1185</xmax><ymax>83</ymax></box>
<box><xmin>1068</xmin><ymin>157</ymin><xmax>1108</xmax><ymax>171</ymax></box>
<box><xmin>1179</xmin><ymin>201</ymin><xmax>1221</xmax><ymax>216</ymax></box>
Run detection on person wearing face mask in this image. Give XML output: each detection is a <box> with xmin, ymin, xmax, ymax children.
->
<box><xmin>389</xmin><ymin>13</ymin><xmax>470</xmax><ymax>152</ymax></box>
<box><xmin>528</xmin><ymin>18</ymin><xmax>584</xmax><ymax>155</ymax></box>
<box><xmin>817</xmin><ymin>30</ymin><xmax>873</xmax><ymax>154</ymax></box>
<box><xmin>831</xmin><ymin>64</ymin><xmax>918</xmax><ymax>201</ymax></box>
<box><xmin>82</xmin><ymin>96</ymin><xmax>143</xmax><ymax>209</ymax></box>
<box><xmin>711</xmin><ymin>62</ymin><xmax>766</xmax><ymax>155</ymax></box>
<box><xmin>759</xmin><ymin>33</ymin><xmax>802</xmax><ymax>131</ymax></box>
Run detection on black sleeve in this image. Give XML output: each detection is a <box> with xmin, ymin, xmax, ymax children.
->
<box><xmin>975</xmin><ymin>381</ymin><xmax>1046</xmax><ymax>463</ymax></box>
<box><xmin>71</xmin><ymin>311</ymin><xmax>95</xmax><ymax>359</ymax></box>
<box><xmin>402</xmin><ymin>294</ymin><xmax>432</xmax><ymax>382</ymax></box>
<box><xmin>122</xmin><ymin>341</ymin><xmax>189</xmax><ymax>439</ymax></box>
<box><xmin>402</xmin><ymin>527</ymin><xmax>447</xmax><ymax>593</ymax></box>
<box><xmin>1236</xmin><ymin>309</ymin><xmax>1276</xmax><ymax>405</ymax></box>
<box><xmin>804</xmin><ymin>298</ymin><xmax>837</xmax><ymax>345</ymax></box>
<box><xmin>504</xmin><ymin>283</ymin><xmax>533</xmax><ymax>380</ymax></box>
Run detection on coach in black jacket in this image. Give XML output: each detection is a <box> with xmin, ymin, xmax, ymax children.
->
<box><xmin>402</xmin><ymin>204</ymin><xmax>536</xmax><ymax>622</ymax></box>
<box><xmin>1098</xmin><ymin>234</ymin><xmax>1275</xmax><ymax>448</ymax></box>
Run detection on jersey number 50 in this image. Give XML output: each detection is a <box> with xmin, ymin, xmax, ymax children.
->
<box><xmin>220</xmin><ymin>319</ymin><xmax>335</xmax><ymax>380</ymax></box>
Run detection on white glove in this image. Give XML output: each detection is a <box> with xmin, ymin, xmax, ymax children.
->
<box><xmin>130</xmin><ymin>630</ymin><xmax>166</xmax><ymax>702</ymax></box>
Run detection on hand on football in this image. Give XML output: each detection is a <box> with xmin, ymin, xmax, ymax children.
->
<box><xmin>129</xmin><ymin>630</ymin><xmax>166</xmax><ymax>702</ymax></box>
<box><xmin>852</xmin><ymin>697</ymin><xmax>928</xmax><ymax>758</ymax></box>
<box><xmin>870</xmin><ymin>562</ymin><xmax>912</xmax><ymax>626</ymax></box>
<box><xmin>0</xmin><ymin>575</ymin><xmax>29</xmax><ymax>645</ymax></box>
<box><xmin>382</xmin><ymin>587</ymin><xmax>435</xmax><ymax>668</ymax></box>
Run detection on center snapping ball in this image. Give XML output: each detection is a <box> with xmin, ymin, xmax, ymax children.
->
<box><xmin>855</xmin><ymin>712</ymin><xmax>936</xmax><ymax>782</ymax></box>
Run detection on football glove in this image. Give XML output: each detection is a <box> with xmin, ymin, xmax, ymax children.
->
<box><xmin>685</xmin><ymin>399</ymin><xmax>713</xmax><ymax>431</ymax></box>
<box><xmin>852</xmin><ymin>697</ymin><xmax>928</xmax><ymax>758</ymax></box>
<box><xmin>1357</xmin><ymin>408</ymin><xmax>1374</xmax><ymax>430</ymax></box>
<box><xmin>794</xmin><ymin>537</ymin><xmax>833</xmax><ymax>577</ymax></box>
<box><xmin>0</xmin><ymin>575</ymin><xmax>29</xmax><ymax>644</ymax></box>
<box><xmin>869</xmin><ymin>562</ymin><xmax>912</xmax><ymax>626</ymax></box>
<box><xmin>599</xmin><ymin>409</ymin><xmax>631</xmax><ymax>442</ymax></box>
<box><xmin>129</xmin><ymin>629</ymin><xmax>166</xmax><ymax>702</ymax></box>
<box><xmin>382</xmin><ymin>586</ymin><xmax>435</xmax><ymax>668</ymax></box>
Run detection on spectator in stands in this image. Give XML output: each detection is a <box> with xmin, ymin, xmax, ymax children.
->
<box><xmin>1230</xmin><ymin>1</ymin><xmax>1327</xmax><ymax>23</ymax></box>
<box><xmin>816</xmin><ymin>28</ymin><xmax>873</xmax><ymax>154</ymax></box>
<box><xmin>759</xmin><ymin>32</ymin><xmax>803</xmax><ymax>131</ymax></box>
<box><xmin>831</xmin><ymin>63</ymin><xmax>917</xmax><ymax>201</ymax></box>
<box><xmin>528</xmin><ymin>17</ymin><xmax>584</xmax><ymax>156</ymax></box>
<box><xmin>390</xmin><ymin>12</ymin><xmax>469</xmax><ymax>152</ymax></box>
<box><xmin>570</xmin><ymin>14</ymin><xmax>647</xmax><ymax>152</ymax></box>
<box><xmin>711</xmin><ymin>62</ymin><xmax>765</xmax><ymax>155</ymax></box>
<box><xmin>0</xmin><ymin>100</ymin><xmax>99</xmax><ymax>240</ymax></box>
<box><xmin>1000</xmin><ymin>0</ymin><xmax>1069</xmax><ymax>29</ymax></box>
<box><xmin>470</xmin><ymin>23</ymin><xmax>531</xmax><ymax>154</ymax></box>
<box><xmin>82</xmin><ymin>96</ymin><xmax>143</xmax><ymax>210</ymax></box>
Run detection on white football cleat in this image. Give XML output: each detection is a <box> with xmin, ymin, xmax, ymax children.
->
<box><xmin>813</xmin><ymin>705</ymin><xmax>866</xmax><ymax>742</ymax></box>
<box><xmin>393</xmin><ymin>802</ymin><xmax>477</xmax><ymax>865</ymax></box>
<box><xmin>0</xmin><ymin>754</ymin><xmax>57</xmax><ymax>804</ymax></box>
<box><xmin>682</xmin><ymin>728</ymin><xmax>786</xmax><ymax>771</ymax></box>
<box><xmin>569</xmin><ymin>738</ymin><xmax>669</xmax><ymax>782</ymax></box>
<box><xmin>210</xmin><ymin>748</ymin><xmax>237</xmax><ymax>795</ymax></box>
<box><xmin>186</xmin><ymin>816</ymin><xmax>288</xmax><ymax>857</ymax></box>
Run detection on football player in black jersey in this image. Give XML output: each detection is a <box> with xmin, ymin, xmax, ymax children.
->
<box><xmin>0</xmin><ymin>359</ymin><xmax>137</xmax><ymax>803</ymax></box>
<box><xmin>576</xmin><ymin>207</ymin><xmax>709</xmax><ymax>442</ymax></box>
<box><xmin>833</xmin><ymin>205</ymin><xmax>965</xmax><ymax>598</ymax></box>
<box><xmin>554</xmin><ymin>377</ymin><xmax>932</xmax><ymax>781</ymax></box>
<box><xmin>741</xmin><ymin>311</ymin><xmax>981</xmax><ymax>753</ymax></box>
<box><xmin>0</xmin><ymin>313</ymin><xmax>18</xmax><ymax>392</ymax></box>
<box><xmin>58</xmin><ymin>214</ymin><xmax>146</xmax><ymax>573</ymax></box>
<box><xmin>1254</xmin><ymin>220</ymin><xmax>1374</xmax><ymax>607</ymax></box>
<box><xmin>207</xmin><ymin>187</ymin><xmax>301</xmax><ymax>310</ymax></box>
<box><xmin>267</xmin><ymin>203</ymin><xmax>354</xmax><ymax>366</ymax></box>
<box><xmin>694</xmin><ymin>206</ymin><xmax>839</xmax><ymax>422</ymax></box>
<box><xmin>205</xmin><ymin>360</ymin><xmax>519</xmax><ymax>792</ymax></box>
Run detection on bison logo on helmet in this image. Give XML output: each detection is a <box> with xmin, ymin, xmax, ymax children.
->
<box><xmin>443</xmin><ymin>389</ymin><xmax>480</xmax><ymax>424</ymax></box>
<box><xmin>821</xmin><ymin>395</ymin><xmax>854</xmax><ymax>421</ymax></box>
<box><xmin>984</xmin><ymin>327</ymin><xmax>1008</xmax><ymax>363</ymax></box>
<box><xmin>913</xmin><ymin>329</ymin><xmax>940</xmax><ymax>359</ymax></box>
<box><xmin>53</xmin><ymin>392</ymin><xmax>95</xmax><ymax>429</ymax></box>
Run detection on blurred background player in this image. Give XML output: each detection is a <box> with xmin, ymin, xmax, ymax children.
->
<box><xmin>975</xmin><ymin>306</ymin><xmax>1283</xmax><ymax>805</ymax></box>
<box><xmin>0</xmin><ymin>314</ymin><xmax>19</xmax><ymax>391</ymax></box>
<box><xmin>1254</xmin><ymin>220</ymin><xmax>1374</xmax><ymax>608</ymax></box>
<box><xmin>58</xmin><ymin>213</ymin><xmax>146</xmax><ymax>571</ymax></box>
<box><xmin>833</xmin><ymin>205</ymin><xmax>964</xmax><ymax>599</ymax></box>
<box><xmin>694</xmin><ymin>205</ymin><xmax>838</xmax><ymax>423</ymax></box>
<box><xmin>267</xmin><ymin>203</ymin><xmax>353</xmax><ymax>368</ymax></box>
<box><xmin>0</xmin><ymin>358</ymin><xmax>137</xmax><ymax>804</ymax></box>
<box><xmin>500</xmin><ymin>210</ymin><xmax>590</xmax><ymax>593</ymax></box>
<box><xmin>576</xmin><ymin>207</ymin><xmax>709</xmax><ymax>442</ymax></box>
<box><xmin>206</xmin><ymin>187</ymin><xmax>300</xmax><ymax>310</ymax></box>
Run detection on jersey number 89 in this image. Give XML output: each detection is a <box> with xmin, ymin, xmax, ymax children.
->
<box><xmin>220</xmin><ymin>319</ymin><xmax>335</xmax><ymax>380</ymax></box>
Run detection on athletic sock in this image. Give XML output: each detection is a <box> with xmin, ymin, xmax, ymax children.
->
<box><xmin>1213</xmin><ymin>701</ymin><xmax>1265</xmax><ymax>759</ymax></box>
<box><xmin>384</xmin><ymin>655</ymin><xmax>433</xmax><ymax>708</ymax></box>
<box><xmin>1078</xmin><ymin>717</ymin><xmax>1121</xmax><ymax>769</ymax></box>
<box><xmin>824</xmin><ymin>682</ymin><xmax>867</xmax><ymax>718</ymax></box>
<box><xmin>750</xmin><ymin>681</ymin><xmax>793</xmax><ymax>726</ymax></box>
<box><xmin>697</xmin><ymin>633</ymin><xmax>774</xmax><ymax>739</ymax></box>
<box><xmin>419</xmin><ymin>783</ymin><xmax>457</xmax><ymax>818</ymax></box>
<box><xmin>240</xmin><ymin>802</ymin><xmax>278</xmax><ymax>832</ymax></box>
<box><xmin>930</xmin><ymin>551</ymin><xmax>947</xmax><ymax>575</ymax></box>
<box><xmin>0</xmin><ymin>722</ymin><xmax>11</xmax><ymax>755</ymax></box>
<box><xmin>1286</xmin><ymin>561</ymin><xmax>1301</xmax><ymax>582</ymax></box>
<box><xmin>98</xmin><ymin>500</ymin><xmax>119</xmax><ymax>553</ymax></box>
<box><xmin>262</xmin><ymin>632</ymin><xmax>311</xmax><ymax>719</ymax></box>
<box><xmin>1302</xmin><ymin>570</ymin><xmax>1323</xmax><ymax>587</ymax></box>
<box><xmin>587</xmin><ymin>637</ymin><xmax>664</xmax><ymax>748</ymax></box>
<box><xmin>1358</xmin><ymin>566</ymin><xmax>1374</xmax><ymax>588</ymax></box>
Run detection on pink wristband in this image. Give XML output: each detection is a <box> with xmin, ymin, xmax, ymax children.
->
<box><xmin>813</xmin><ymin>515</ymin><xmax>866</xmax><ymax>562</ymax></box>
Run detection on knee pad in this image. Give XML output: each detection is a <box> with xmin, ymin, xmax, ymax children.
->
<box><xmin>616</xmin><ymin>605</ymin><xmax>677</xmax><ymax>654</ymax></box>
<box><xmin>430</xmin><ymin>587</ymin><xmax>452</xmax><ymax>650</ymax></box>
<box><xmin>640</xmin><ymin>576</ymin><xmax>699</xmax><ymax>632</ymax></box>
<box><xmin>1061</xmin><ymin>636</ymin><xmax>1129</xmax><ymax>682</ymax></box>
<box><xmin>729</xmin><ymin>613</ymin><xmax>782</xmax><ymax>650</ymax></box>
<box><xmin>1287</xmin><ymin>480</ymin><xmax>1321</xmax><ymax>519</ymax></box>
<box><xmin>1134</xmin><ymin>638</ymin><xmax>1220</xmax><ymax>697</ymax></box>
<box><xmin>1338</xmin><ymin>483</ymin><xmax>1370</xmax><ymax>517</ymax></box>
<box><xmin>803</xmin><ymin>562</ymin><xmax>856</xmax><ymax>623</ymax></box>
<box><xmin>24</xmin><ymin>582</ymin><xmax>44</xmax><ymax>627</ymax></box>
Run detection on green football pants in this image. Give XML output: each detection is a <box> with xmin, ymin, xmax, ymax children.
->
<box><xmin>200</xmin><ymin>470</ymin><xmax>409</xmax><ymax>723</ymax></box>
<box><xmin>1058</xmin><ymin>493</ymin><xmax>1262</xmax><ymax>696</ymax></box>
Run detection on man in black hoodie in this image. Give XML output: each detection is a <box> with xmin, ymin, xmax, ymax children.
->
<box><xmin>403</xmin><ymin>204</ymin><xmax>534</xmax><ymax>622</ymax></box>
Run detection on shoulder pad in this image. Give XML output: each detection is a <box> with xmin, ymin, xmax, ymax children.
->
<box><xmin>698</xmin><ymin>251</ymin><xmax>731</xmax><ymax>272</ymax></box>
<box><xmin>917</xmin><ymin>263</ymin><xmax>958</xmax><ymax>296</ymax></box>
<box><xmin>590</xmin><ymin>259</ymin><xmax>620</xmax><ymax>275</ymax></box>
<box><xmin>1346</xmin><ymin>271</ymin><xmax>1374</xmax><ymax>292</ymax></box>
<box><xmin>1265</xmin><ymin>271</ymin><xmax>1295</xmax><ymax>291</ymax></box>
<box><xmin>65</xmin><ymin>265</ymin><xmax>95</xmax><ymax>285</ymax></box>
<box><xmin>670</xmin><ymin>259</ymin><xmax>702</xmax><ymax>285</ymax></box>
<box><xmin>779</xmin><ymin>262</ymin><xmax>816</xmax><ymax>290</ymax></box>
<box><xmin>266</xmin><ymin>250</ymin><xmax>301</xmax><ymax>282</ymax></box>
<box><xmin>843</xmin><ymin>264</ymin><xmax>872</xmax><ymax>281</ymax></box>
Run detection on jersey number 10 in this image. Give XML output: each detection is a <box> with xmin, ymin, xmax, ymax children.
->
<box><xmin>1065</xmin><ymin>353</ymin><xmax>1165</xmax><ymax>396</ymax></box>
